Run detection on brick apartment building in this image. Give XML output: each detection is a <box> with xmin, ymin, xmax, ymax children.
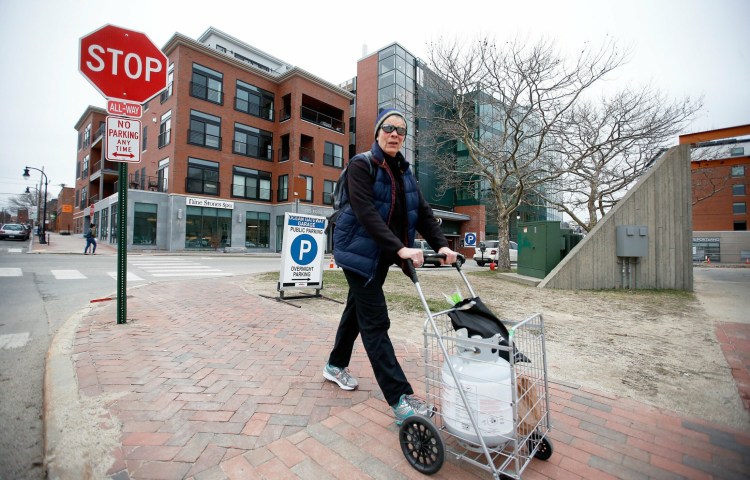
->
<box><xmin>73</xmin><ymin>27</ymin><xmax>351</xmax><ymax>252</ymax></box>
<box><xmin>682</xmin><ymin>124</ymin><xmax>750</xmax><ymax>263</ymax></box>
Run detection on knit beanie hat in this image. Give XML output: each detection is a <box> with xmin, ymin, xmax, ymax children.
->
<box><xmin>374</xmin><ymin>108</ymin><xmax>407</xmax><ymax>138</ymax></box>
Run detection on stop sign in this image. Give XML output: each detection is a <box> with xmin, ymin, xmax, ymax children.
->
<box><xmin>79</xmin><ymin>24</ymin><xmax>168</xmax><ymax>103</ymax></box>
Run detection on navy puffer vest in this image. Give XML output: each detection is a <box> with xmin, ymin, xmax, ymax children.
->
<box><xmin>333</xmin><ymin>144</ymin><xmax>420</xmax><ymax>283</ymax></box>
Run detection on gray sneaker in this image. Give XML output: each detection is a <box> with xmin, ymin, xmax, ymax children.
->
<box><xmin>391</xmin><ymin>394</ymin><xmax>436</xmax><ymax>425</ymax></box>
<box><xmin>323</xmin><ymin>363</ymin><xmax>358</xmax><ymax>390</ymax></box>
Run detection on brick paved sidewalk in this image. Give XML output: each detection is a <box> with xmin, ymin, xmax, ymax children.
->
<box><xmin>49</xmin><ymin>278</ymin><xmax>750</xmax><ymax>479</ymax></box>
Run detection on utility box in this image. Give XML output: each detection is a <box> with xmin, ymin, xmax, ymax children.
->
<box><xmin>518</xmin><ymin>221</ymin><xmax>583</xmax><ymax>279</ymax></box>
<box><xmin>616</xmin><ymin>225</ymin><xmax>648</xmax><ymax>257</ymax></box>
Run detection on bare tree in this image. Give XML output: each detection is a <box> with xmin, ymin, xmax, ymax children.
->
<box><xmin>419</xmin><ymin>36</ymin><xmax>626</xmax><ymax>269</ymax></box>
<box><xmin>8</xmin><ymin>191</ymin><xmax>39</xmax><ymax>212</ymax></box>
<box><xmin>537</xmin><ymin>87</ymin><xmax>701</xmax><ymax>231</ymax></box>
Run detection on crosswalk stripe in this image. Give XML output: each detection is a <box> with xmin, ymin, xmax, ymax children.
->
<box><xmin>152</xmin><ymin>272</ymin><xmax>231</xmax><ymax>277</ymax></box>
<box><xmin>0</xmin><ymin>268</ymin><xmax>23</xmax><ymax>277</ymax></box>
<box><xmin>0</xmin><ymin>332</ymin><xmax>30</xmax><ymax>349</ymax></box>
<box><xmin>51</xmin><ymin>270</ymin><xmax>87</xmax><ymax>280</ymax></box>
<box><xmin>7</xmin><ymin>248</ymin><xmax>23</xmax><ymax>253</ymax></box>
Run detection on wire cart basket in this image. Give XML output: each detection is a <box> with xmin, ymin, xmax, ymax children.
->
<box><xmin>399</xmin><ymin>255</ymin><xmax>553</xmax><ymax>479</ymax></box>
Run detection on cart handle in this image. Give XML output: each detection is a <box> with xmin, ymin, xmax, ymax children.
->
<box><xmin>405</xmin><ymin>253</ymin><xmax>466</xmax><ymax>284</ymax></box>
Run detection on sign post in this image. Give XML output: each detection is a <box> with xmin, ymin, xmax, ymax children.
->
<box><xmin>277</xmin><ymin>213</ymin><xmax>327</xmax><ymax>298</ymax></box>
<box><xmin>79</xmin><ymin>24</ymin><xmax>168</xmax><ymax>325</ymax></box>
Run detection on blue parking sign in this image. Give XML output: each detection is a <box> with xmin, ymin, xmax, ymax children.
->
<box><xmin>464</xmin><ymin>232</ymin><xmax>477</xmax><ymax>247</ymax></box>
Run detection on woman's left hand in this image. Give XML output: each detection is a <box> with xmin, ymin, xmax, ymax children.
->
<box><xmin>438</xmin><ymin>247</ymin><xmax>458</xmax><ymax>265</ymax></box>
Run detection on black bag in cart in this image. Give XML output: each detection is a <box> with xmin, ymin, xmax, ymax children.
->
<box><xmin>447</xmin><ymin>297</ymin><xmax>529</xmax><ymax>363</ymax></box>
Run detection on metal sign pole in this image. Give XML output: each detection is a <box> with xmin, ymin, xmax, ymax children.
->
<box><xmin>117</xmin><ymin>162</ymin><xmax>128</xmax><ymax>324</ymax></box>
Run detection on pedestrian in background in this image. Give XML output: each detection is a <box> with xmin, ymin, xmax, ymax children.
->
<box><xmin>323</xmin><ymin>108</ymin><xmax>458</xmax><ymax>425</ymax></box>
<box><xmin>84</xmin><ymin>223</ymin><xmax>97</xmax><ymax>255</ymax></box>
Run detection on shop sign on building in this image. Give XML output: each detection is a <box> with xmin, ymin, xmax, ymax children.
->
<box><xmin>186</xmin><ymin>197</ymin><xmax>234</xmax><ymax>209</ymax></box>
<box><xmin>278</xmin><ymin>213</ymin><xmax>327</xmax><ymax>293</ymax></box>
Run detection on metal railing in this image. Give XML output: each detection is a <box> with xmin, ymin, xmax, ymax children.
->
<box><xmin>300</xmin><ymin>105</ymin><xmax>344</xmax><ymax>132</ymax></box>
<box><xmin>188</xmin><ymin>129</ymin><xmax>222</xmax><ymax>150</ymax></box>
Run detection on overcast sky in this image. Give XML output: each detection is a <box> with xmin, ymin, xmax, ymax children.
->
<box><xmin>0</xmin><ymin>0</ymin><xmax>748</xmax><ymax>211</ymax></box>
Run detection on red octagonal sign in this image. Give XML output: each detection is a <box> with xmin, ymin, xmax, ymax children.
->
<box><xmin>79</xmin><ymin>24</ymin><xmax>168</xmax><ymax>103</ymax></box>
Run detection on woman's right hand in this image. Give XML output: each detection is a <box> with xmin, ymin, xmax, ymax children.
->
<box><xmin>397</xmin><ymin>247</ymin><xmax>424</xmax><ymax>268</ymax></box>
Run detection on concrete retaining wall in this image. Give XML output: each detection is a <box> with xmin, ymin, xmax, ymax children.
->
<box><xmin>539</xmin><ymin>145</ymin><xmax>693</xmax><ymax>290</ymax></box>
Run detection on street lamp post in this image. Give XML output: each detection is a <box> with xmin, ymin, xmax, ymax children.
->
<box><xmin>23</xmin><ymin>166</ymin><xmax>48</xmax><ymax>244</ymax></box>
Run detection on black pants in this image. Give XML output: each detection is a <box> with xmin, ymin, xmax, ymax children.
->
<box><xmin>328</xmin><ymin>261</ymin><xmax>413</xmax><ymax>406</ymax></box>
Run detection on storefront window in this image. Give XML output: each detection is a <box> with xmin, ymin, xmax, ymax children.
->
<box><xmin>245</xmin><ymin>211</ymin><xmax>270</xmax><ymax>248</ymax></box>
<box><xmin>185</xmin><ymin>206</ymin><xmax>232</xmax><ymax>249</ymax></box>
<box><xmin>134</xmin><ymin>202</ymin><xmax>157</xmax><ymax>245</ymax></box>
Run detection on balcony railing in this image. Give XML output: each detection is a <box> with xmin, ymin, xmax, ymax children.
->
<box><xmin>278</xmin><ymin>107</ymin><xmax>291</xmax><ymax>122</ymax></box>
<box><xmin>158</xmin><ymin>129</ymin><xmax>171</xmax><ymax>148</ymax></box>
<box><xmin>300</xmin><ymin>106</ymin><xmax>344</xmax><ymax>132</ymax></box>
<box><xmin>233</xmin><ymin>140</ymin><xmax>273</xmax><ymax>160</ymax></box>
<box><xmin>129</xmin><ymin>174</ymin><xmax>163</xmax><ymax>192</ymax></box>
<box><xmin>231</xmin><ymin>184</ymin><xmax>272</xmax><ymax>201</ymax></box>
<box><xmin>185</xmin><ymin>178</ymin><xmax>220</xmax><ymax>196</ymax></box>
<box><xmin>278</xmin><ymin>148</ymin><xmax>290</xmax><ymax>162</ymax></box>
<box><xmin>188</xmin><ymin>129</ymin><xmax>222</xmax><ymax>150</ymax></box>
<box><xmin>190</xmin><ymin>82</ymin><xmax>223</xmax><ymax>105</ymax></box>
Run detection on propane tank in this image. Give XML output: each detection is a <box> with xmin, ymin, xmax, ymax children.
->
<box><xmin>441</xmin><ymin>330</ymin><xmax>513</xmax><ymax>446</ymax></box>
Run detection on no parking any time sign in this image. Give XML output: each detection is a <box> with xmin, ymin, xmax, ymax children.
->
<box><xmin>278</xmin><ymin>213</ymin><xmax>327</xmax><ymax>292</ymax></box>
<box><xmin>106</xmin><ymin>116</ymin><xmax>141</xmax><ymax>163</ymax></box>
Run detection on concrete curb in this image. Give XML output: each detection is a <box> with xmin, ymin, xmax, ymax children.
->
<box><xmin>43</xmin><ymin>304</ymin><xmax>124</xmax><ymax>480</ymax></box>
<box><xmin>43</xmin><ymin>306</ymin><xmax>91</xmax><ymax>480</ymax></box>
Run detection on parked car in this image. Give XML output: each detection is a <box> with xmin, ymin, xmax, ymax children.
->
<box><xmin>413</xmin><ymin>239</ymin><xmax>464</xmax><ymax>267</ymax></box>
<box><xmin>0</xmin><ymin>223</ymin><xmax>30</xmax><ymax>241</ymax></box>
<box><xmin>474</xmin><ymin>240</ymin><xmax>518</xmax><ymax>266</ymax></box>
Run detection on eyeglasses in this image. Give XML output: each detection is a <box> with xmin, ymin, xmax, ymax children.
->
<box><xmin>381</xmin><ymin>124</ymin><xmax>407</xmax><ymax>136</ymax></box>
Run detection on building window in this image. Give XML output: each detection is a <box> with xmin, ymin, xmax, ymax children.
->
<box><xmin>235</xmin><ymin>80</ymin><xmax>274</xmax><ymax>121</ymax></box>
<box><xmin>133</xmin><ymin>202</ymin><xmax>157</xmax><ymax>245</ymax></box>
<box><xmin>188</xmin><ymin>110</ymin><xmax>222</xmax><ymax>150</ymax></box>
<box><xmin>142</xmin><ymin>125</ymin><xmax>148</xmax><ymax>151</ymax></box>
<box><xmin>185</xmin><ymin>206</ymin><xmax>232</xmax><ymax>249</ymax></box>
<box><xmin>734</xmin><ymin>221</ymin><xmax>747</xmax><ymax>231</ymax></box>
<box><xmin>82</xmin><ymin>155</ymin><xmax>89</xmax><ymax>179</ymax></box>
<box><xmin>730</xmin><ymin>147</ymin><xmax>745</xmax><ymax>156</ymax></box>
<box><xmin>191</xmin><ymin>63</ymin><xmax>223</xmax><ymax>104</ymax></box>
<box><xmin>160</xmin><ymin>63</ymin><xmax>174</xmax><ymax>103</ymax></box>
<box><xmin>301</xmin><ymin>175</ymin><xmax>313</xmax><ymax>202</ymax></box>
<box><xmin>323</xmin><ymin>179</ymin><xmax>336</xmax><ymax>205</ymax></box>
<box><xmin>733</xmin><ymin>202</ymin><xmax>746</xmax><ymax>214</ymax></box>
<box><xmin>80</xmin><ymin>186</ymin><xmax>88</xmax><ymax>209</ymax></box>
<box><xmin>324</xmin><ymin>142</ymin><xmax>344</xmax><ymax>168</ymax></box>
<box><xmin>733</xmin><ymin>184</ymin><xmax>746</xmax><ymax>196</ymax></box>
<box><xmin>731</xmin><ymin>165</ymin><xmax>745</xmax><ymax>177</ymax></box>
<box><xmin>83</xmin><ymin>124</ymin><xmax>91</xmax><ymax>148</ymax></box>
<box><xmin>157</xmin><ymin>158</ymin><xmax>169</xmax><ymax>193</ymax></box>
<box><xmin>232</xmin><ymin>123</ymin><xmax>273</xmax><ymax>160</ymax></box>
<box><xmin>278</xmin><ymin>174</ymin><xmax>288</xmax><ymax>202</ymax></box>
<box><xmin>245</xmin><ymin>211</ymin><xmax>270</xmax><ymax>248</ymax></box>
<box><xmin>186</xmin><ymin>157</ymin><xmax>220</xmax><ymax>195</ymax></box>
<box><xmin>232</xmin><ymin>167</ymin><xmax>271</xmax><ymax>201</ymax></box>
<box><xmin>158</xmin><ymin>111</ymin><xmax>172</xmax><ymax>148</ymax></box>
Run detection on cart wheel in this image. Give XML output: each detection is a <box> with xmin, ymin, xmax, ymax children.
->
<box><xmin>399</xmin><ymin>415</ymin><xmax>444</xmax><ymax>475</ymax></box>
<box><xmin>527</xmin><ymin>432</ymin><xmax>553</xmax><ymax>460</ymax></box>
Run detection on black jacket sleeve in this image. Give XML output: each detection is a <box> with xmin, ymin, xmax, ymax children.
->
<box><xmin>347</xmin><ymin>159</ymin><xmax>404</xmax><ymax>257</ymax></box>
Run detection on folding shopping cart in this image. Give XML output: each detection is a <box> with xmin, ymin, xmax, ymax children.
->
<box><xmin>399</xmin><ymin>254</ymin><xmax>553</xmax><ymax>479</ymax></box>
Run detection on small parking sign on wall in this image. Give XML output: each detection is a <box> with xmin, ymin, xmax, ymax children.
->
<box><xmin>464</xmin><ymin>232</ymin><xmax>477</xmax><ymax>247</ymax></box>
